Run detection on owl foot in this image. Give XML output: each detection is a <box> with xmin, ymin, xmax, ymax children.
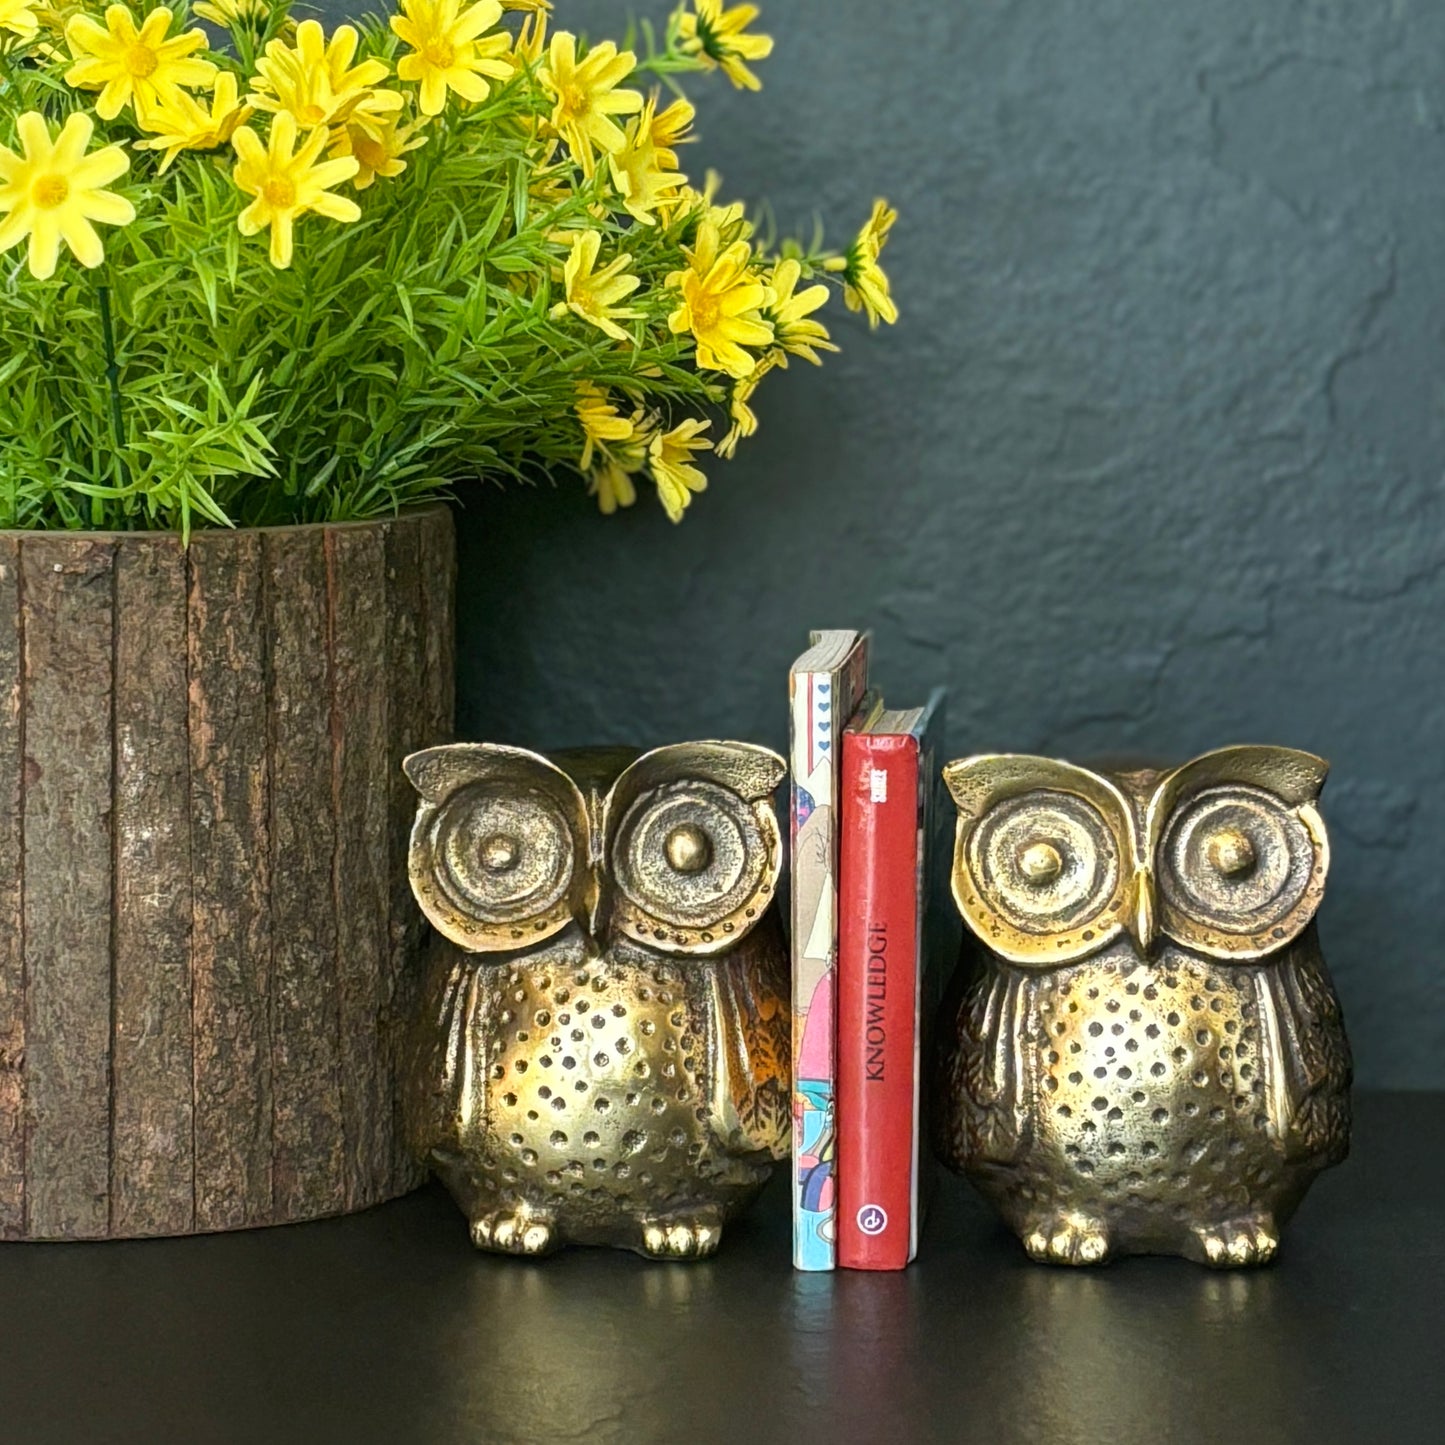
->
<box><xmin>469</xmin><ymin>1207</ymin><xmax>558</xmax><ymax>1257</ymax></box>
<box><xmin>638</xmin><ymin>1209</ymin><xmax>724</xmax><ymax>1261</ymax></box>
<box><xmin>1187</xmin><ymin>1215</ymin><xmax>1279</xmax><ymax>1269</ymax></box>
<box><xmin>1021</xmin><ymin>1212</ymin><xmax>1113</xmax><ymax>1267</ymax></box>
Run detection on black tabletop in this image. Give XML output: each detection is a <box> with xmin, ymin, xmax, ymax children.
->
<box><xmin>0</xmin><ymin>1093</ymin><xmax>1437</xmax><ymax>1444</ymax></box>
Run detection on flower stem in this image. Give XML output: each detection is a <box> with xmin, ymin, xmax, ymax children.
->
<box><xmin>96</xmin><ymin>285</ymin><xmax>127</xmax><ymax>516</ymax></box>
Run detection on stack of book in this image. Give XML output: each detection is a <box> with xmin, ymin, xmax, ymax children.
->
<box><xmin>789</xmin><ymin>630</ymin><xmax>950</xmax><ymax>1271</ymax></box>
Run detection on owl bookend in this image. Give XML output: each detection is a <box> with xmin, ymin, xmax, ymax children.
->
<box><xmin>936</xmin><ymin>747</ymin><xmax>1352</xmax><ymax>1269</ymax></box>
<box><xmin>400</xmin><ymin>741</ymin><xmax>791</xmax><ymax>1260</ymax></box>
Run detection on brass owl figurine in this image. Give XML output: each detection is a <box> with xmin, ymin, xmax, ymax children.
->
<box><xmin>936</xmin><ymin>746</ymin><xmax>1351</xmax><ymax>1268</ymax></box>
<box><xmin>401</xmin><ymin>741</ymin><xmax>791</xmax><ymax>1259</ymax></box>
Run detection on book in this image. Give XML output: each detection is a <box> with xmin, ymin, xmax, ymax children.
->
<box><xmin>836</xmin><ymin>688</ymin><xmax>947</xmax><ymax>1270</ymax></box>
<box><xmin>789</xmin><ymin>629</ymin><xmax>871</xmax><ymax>1271</ymax></box>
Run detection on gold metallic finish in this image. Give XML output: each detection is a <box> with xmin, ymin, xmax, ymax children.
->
<box><xmin>1206</xmin><ymin>827</ymin><xmax>1256</xmax><ymax>879</ymax></box>
<box><xmin>937</xmin><ymin>745</ymin><xmax>1352</xmax><ymax>1268</ymax></box>
<box><xmin>480</xmin><ymin>833</ymin><xmax>521</xmax><ymax>873</ymax></box>
<box><xmin>665</xmin><ymin>823</ymin><xmax>712</xmax><ymax>875</ymax></box>
<box><xmin>402</xmin><ymin>741</ymin><xmax>791</xmax><ymax>1259</ymax></box>
<box><xmin>1018</xmin><ymin>840</ymin><xmax>1064</xmax><ymax>885</ymax></box>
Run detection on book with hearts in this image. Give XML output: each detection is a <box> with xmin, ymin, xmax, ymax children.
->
<box><xmin>788</xmin><ymin>629</ymin><xmax>870</xmax><ymax>1270</ymax></box>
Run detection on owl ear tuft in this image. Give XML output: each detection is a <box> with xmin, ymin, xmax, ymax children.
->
<box><xmin>942</xmin><ymin>755</ymin><xmax>1128</xmax><ymax>826</ymax></box>
<box><xmin>609</xmin><ymin>741</ymin><xmax>786</xmax><ymax>806</ymax></box>
<box><xmin>942</xmin><ymin>756</ymin><xmax>996</xmax><ymax>818</ymax></box>
<box><xmin>1158</xmin><ymin>745</ymin><xmax>1329</xmax><ymax>810</ymax></box>
<box><xmin>404</xmin><ymin>743</ymin><xmax>562</xmax><ymax>804</ymax></box>
<box><xmin>403</xmin><ymin>746</ymin><xmax>459</xmax><ymax>803</ymax></box>
<box><xmin>718</xmin><ymin>741</ymin><xmax>788</xmax><ymax>800</ymax></box>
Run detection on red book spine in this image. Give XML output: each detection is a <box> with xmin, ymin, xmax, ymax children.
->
<box><xmin>836</xmin><ymin>729</ymin><xmax>920</xmax><ymax>1270</ymax></box>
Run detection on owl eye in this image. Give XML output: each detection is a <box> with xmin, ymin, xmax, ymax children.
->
<box><xmin>612</xmin><ymin>779</ymin><xmax>771</xmax><ymax>943</ymax></box>
<box><xmin>406</xmin><ymin>744</ymin><xmax>598</xmax><ymax>953</ymax></box>
<box><xmin>426</xmin><ymin>782</ymin><xmax>577</xmax><ymax>938</ymax></box>
<box><xmin>968</xmin><ymin>792</ymin><xmax>1123</xmax><ymax>939</ymax></box>
<box><xmin>1157</xmin><ymin>785</ymin><xmax>1321</xmax><ymax>947</ymax></box>
<box><xmin>944</xmin><ymin>755</ymin><xmax>1138</xmax><ymax>965</ymax></box>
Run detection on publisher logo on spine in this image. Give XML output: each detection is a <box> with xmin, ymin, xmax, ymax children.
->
<box><xmin>856</xmin><ymin>1204</ymin><xmax>888</xmax><ymax>1237</ymax></box>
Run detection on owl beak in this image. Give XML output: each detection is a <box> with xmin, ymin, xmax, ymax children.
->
<box><xmin>583</xmin><ymin>872</ymin><xmax>612</xmax><ymax>942</ymax></box>
<box><xmin>1130</xmin><ymin>867</ymin><xmax>1158</xmax><ymax>955</ymax></box>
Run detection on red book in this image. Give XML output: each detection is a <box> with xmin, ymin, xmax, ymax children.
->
<box><xmin>836</xmin><ymin>691</ymin><xmax>946</xmax><ymax>1270</ymax></box>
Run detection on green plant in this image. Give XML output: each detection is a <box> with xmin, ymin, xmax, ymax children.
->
<box><xmin>0</xmin><ymin>0</ymin><xmax>897</xmax><ymax>532</ymax></box>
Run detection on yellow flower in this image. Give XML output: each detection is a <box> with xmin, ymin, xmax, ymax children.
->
<box><xmin>667</xmin><ymin>169</ymin><xmax>752</xmax><ymax>241</ymax></box>
<box><xmin>193</xmin><ymin>0</ymin><xmax>268</xmax><ymax>28</ymax></box>
<box><xmin>539</xmin><ymin>31</ymin><xmax>641</xmax><ymax>176</ymax></box>
<box><xmin>608</xmin><ymin>95</ymin><xmax>686</xmax><ymax>225</ymax></box>
<box><xmin>825</xmin><ymin>198</ymin><xmax>899</xmax><ymax>328</ymax></box>
<box><xmin>0</xmin><ymin>111</ymin><xmax>133</xmax><ymax>280</ymax></box>
<box><xmin>589</xmin><ymin>455</ymin><xmax>642</xmax><ymax>514</ymax></box>
<box><xmin>331</xmin><ymin>112</ymin><xmax>426</xmax><ymax>190</ymax></box>
<box><xmin>65</xmin><ymin>5</ymin><xmax>216</xmax><ymax>123</ymax></box>
<box><xmin>678</xmin><ymin>0</ymin><xmax>773</xmax><ymax>92</ymax></box>
<box><xmin>856</xmin><ymin>197</ymin><xmax>896</xmax><ymax>257</ymax></box>
<box><xmin>648</xmin><ymin>417</ymin><xmax>711</xmax><ymax>523</ymax></box>
<box><xmin>574</xmin><ymin>381</ymin><xmax>634</xmax><ymax>470</ymax></box>
<box><xmin>231</xmin><ymin>111</ymin><xmax>360</xmax><ymax>268</ymax></box>
<box><xmin>667</xmin><ymin>220</ymin><xmax>774</xmax><ymax>378</ymax></box>
<box><xmin>0</xmin><ymin>0</ymin><xmax>38</xmax><ymax>39</ymax></box>
<box><xmin>509</xmin><ymin>4</ymin><xmax>546</xmax><ymax>69</ymax></box>
<box><xmin>583</xmin><ymin>403</ymin><xmax>648</xmax><ymax>513</ymax></box>
<box><xmin>648</xmin><ymin>97</ymin><xmax>694</xmax><ymax>171</ymax></box>
<box><xmin>136</xmin><ymin>71</ymin><xmax>252</xmax><ymax>172</ymax></box>
<box><xmin>392</xmin><ymin>0</ymin><xmax>512</xmax><ymax>118</ymax></box>
<box><xmin>251</xmin><ymin>20</ymin><xmax>402</xmax><ymax>132</ymax></box>
<box><xmin>549</xmin><ymin>229</ymin><xmax>642</xmax><ymax>342</ymax></box>
<box><xmin>716</xmin><ymin>353</ymin><xmax>775</xmax><ymax>459</ymax></box>
<box><xmin>766</xmin><ymin>257</ymin><xmax>836</xmax><ymax>365</ymax></box>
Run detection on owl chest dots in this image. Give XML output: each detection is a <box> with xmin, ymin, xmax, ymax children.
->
<box><xmin>480</xmin><ymin>956</ymin><xmax>714</xmax><ymax>1207</ymax></box>
<box><xmin>1024</xmin><ymin>951</ymin><xmax>1281</xmax><ymax>1211</ymax></box>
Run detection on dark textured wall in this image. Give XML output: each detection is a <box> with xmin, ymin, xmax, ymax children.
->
<box><xmin>332</xmin><ymin>1</ymin><xmax>1443</xmax><ymax>1086</ymax></box>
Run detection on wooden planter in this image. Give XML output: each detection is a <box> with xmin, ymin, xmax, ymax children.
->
<box><xmin>0</xmin><ymin>506</ymin><xmax>454</xmax><ymax>1239</ymax></box>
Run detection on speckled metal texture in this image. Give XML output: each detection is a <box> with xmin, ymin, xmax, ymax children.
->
<box><xmin>401</xmin><ymin>742</ymin><xmax>791</xmax><ymax>1258</ymax></box>
<box><xmin>936</xmin><ymin>748</ymin><xmax>1350</xmax><ymax>1265</ymax></box>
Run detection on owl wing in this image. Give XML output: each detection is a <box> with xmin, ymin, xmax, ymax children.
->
<box><xmin>1255</xmin><ymin>934</ymin><xmax>1352</xmax><ymax>1165</ymax></box>
<box><xmin>704</xmin><ymin>915</ymin><xmax>792</xmax><ymax>1161</ymax></box>
<box><xmin>403</xmin><ymin>938</ymin><xmax>486</xmax><ymax>1169</ymax></box>
<box><xmin>937</xmin><ymin>950</ymin><xmax>1033</xmax><ymax>1170</ymax></box>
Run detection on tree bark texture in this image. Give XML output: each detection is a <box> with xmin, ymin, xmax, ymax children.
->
<box><xmin>0</xmin><ymin>507</ymin><xmax>454</xmax><ymax>1239</ymax></box>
